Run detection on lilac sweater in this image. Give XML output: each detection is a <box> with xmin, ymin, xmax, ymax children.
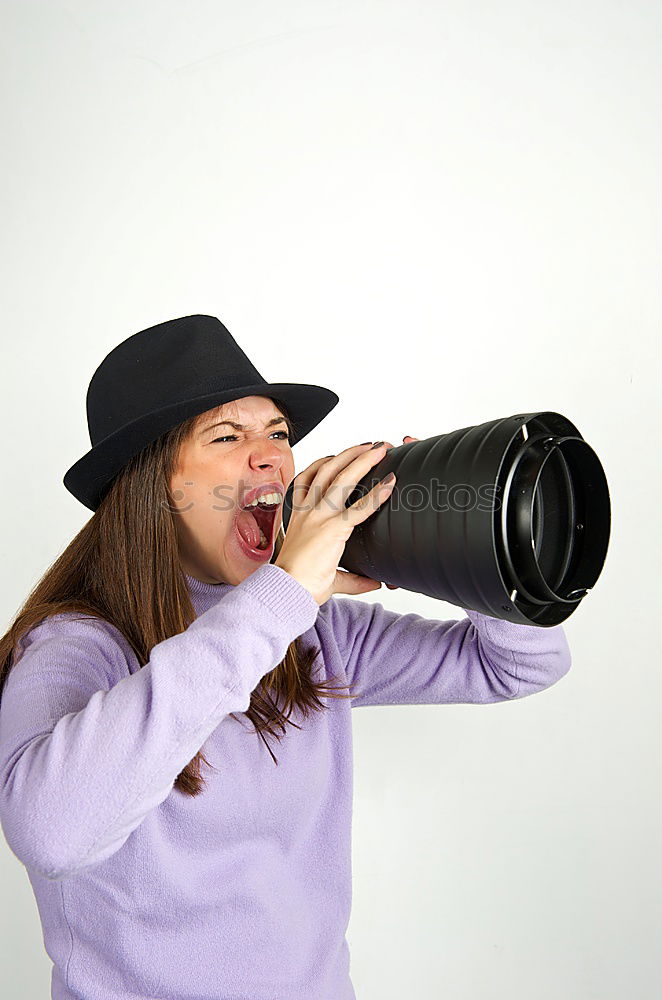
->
<box><xmin>0</xmin><ymin>562</ymin><xmax>571</xmax><ymax>1000</ymax></box>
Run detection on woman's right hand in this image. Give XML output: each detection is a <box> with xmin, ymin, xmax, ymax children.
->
<box><xmin>274</xmin><ymin>442</ymin><xmax>397</xmax><ymax>606</ymax></box>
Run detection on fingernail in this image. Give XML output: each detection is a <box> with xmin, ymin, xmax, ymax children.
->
<box><xmin>359</xmin><ymin>441</ymin><xmax>371</xmax><ymax>446</ymax></box>
<box><xmin>371</xmin><ymin>440</ymin><xmax>384</xmax><ymax>449</ymax></box>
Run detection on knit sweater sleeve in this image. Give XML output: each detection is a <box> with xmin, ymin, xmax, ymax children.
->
<box><xmin>318</xmin><ymin>595</ymin><xmax>572</xmax><ymax>707</ymax></box>
<box><xmin>0</xmin><ymin>563</ymin><xmax>318</xmax><ymax>882</ymax></box>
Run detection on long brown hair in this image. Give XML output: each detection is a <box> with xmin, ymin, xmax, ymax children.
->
<box><xmin>0</xmin><ymin>398</ymin><xmax>356</xmax><ymax>797</ymax></box>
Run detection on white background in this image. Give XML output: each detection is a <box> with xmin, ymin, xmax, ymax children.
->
<box><xmin>1</xmin><ymin>1</ymin><xmax>660</xmax><ymax>997</ymax></box>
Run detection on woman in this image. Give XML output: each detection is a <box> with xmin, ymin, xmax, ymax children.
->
<box><xmin>0</xmin><ymin>314</ymin><xmax>571</xmax><ymax>1000</ymax></box>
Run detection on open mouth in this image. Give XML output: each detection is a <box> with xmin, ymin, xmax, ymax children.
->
<box><xmin>235</xmin><ymin>500</ymin><xmax>280</xmax><ymax>552</ymax></box>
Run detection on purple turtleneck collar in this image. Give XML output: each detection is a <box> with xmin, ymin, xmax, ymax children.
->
<box><xmin>183</xmin><ymin>562</ymin><xmax>282</xmax><ymax>611</ymax></box>
<box><xmin>184</xmin><ymin>573</ymin><xmax>234</xmax><ymax>601</ymax></box>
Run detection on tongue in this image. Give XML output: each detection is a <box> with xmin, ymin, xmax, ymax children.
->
<box><xmin>236</xmin><ymin>508</ymin><xmax>262</xmax><ymax>548</ymax></box>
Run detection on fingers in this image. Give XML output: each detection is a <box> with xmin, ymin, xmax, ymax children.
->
<box><xmin>333</xmin><ymin>568</ymin><xmax>382</xmax><ymax>595</ymax></box>
<box><xmin>321</xmin><ymin>443</ymin><xmax>390</xmax><ymax>514</ymax></box>
<box><xmin>291</xmin><ymin>440</ymin><xmax>399</xmax><ymax>519</ymax></box>
<box><xmin>289</xmin><ymin>443</ymin><xmax>373</xmax><ymax>509</ymax></box>
<box><xmin>344</xmin><ymin>468</ymin><xmax>396</xmax><ymax>525</ymax></box>
<box><xmin>304</xmin><ymin>443</ymin><xmax>373</xmax><ymax>482</ymax></box>
<box><xmin>313</xmin><ymin>442</ymin><xmax>379</xmax><ymax>498</ymax></box>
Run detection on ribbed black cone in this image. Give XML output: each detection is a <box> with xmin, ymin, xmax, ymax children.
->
<box><xmin>282</xmin><ymin>411</ymin><xmax>611</xmax><ymax>626</ymax></box>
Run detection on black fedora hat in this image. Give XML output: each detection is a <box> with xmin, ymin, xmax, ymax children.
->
<box><xmin>63</xmin><ymin>314</ymin><xmax>339</xmax><ymax>512</ymax></box>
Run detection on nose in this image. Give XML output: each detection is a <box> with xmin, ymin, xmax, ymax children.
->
<box><xmin>247</xmin><ymin>438</ymin><xmax>284</xmax><ymax>471</ymax></box>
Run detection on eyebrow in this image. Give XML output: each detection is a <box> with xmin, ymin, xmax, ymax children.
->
<box><xmin>199</xmin><ymin>416</ymin><xmax>291</xmax><ymax>436</ymax></box>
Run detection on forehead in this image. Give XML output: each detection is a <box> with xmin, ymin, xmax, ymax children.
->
<box><xmin>195</xmin><ymin>396</ymin><xmax>285</xmax><ymax>426</ymax></box>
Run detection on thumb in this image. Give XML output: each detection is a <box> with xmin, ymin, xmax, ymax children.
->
<box><xmin>333</xmin><ymin>568</ymin><xmax>382</xmax><ymax>596</ymax></box>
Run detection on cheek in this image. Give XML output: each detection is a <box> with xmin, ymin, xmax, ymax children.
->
<box><xmin>184</xmin><ymin>454</ymin><xmax>229</xmax><ymax>494</ymax></box>
<box><xmin>197</xmin><ymin>456</ymin><xmax>248</xmax><ymax>525</ymax></box>
<box><xmin>171</xmin><ymin>461</ymin><xmax>230</xmax><ymax>519</ymax></box>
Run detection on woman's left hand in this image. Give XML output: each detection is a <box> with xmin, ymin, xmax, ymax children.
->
<box><xmin>376</xmin><ymin>436</ymin><xmax>419</xmax><ymax>591</ymax></box>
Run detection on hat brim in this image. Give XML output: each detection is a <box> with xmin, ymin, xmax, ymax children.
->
<box><xmin>63</xmin><ymin>382</ymin><xmax>339</xmax><ymax>512</ymax></box>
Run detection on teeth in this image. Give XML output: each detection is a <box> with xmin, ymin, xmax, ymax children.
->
<box><xmin>243</xmin><ymin>492</ymin><xmax>283</xmax><ymax>508</ymax></box>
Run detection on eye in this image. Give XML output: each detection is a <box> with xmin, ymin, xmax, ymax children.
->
<box><xmin>212</xmin><ymin>431</ymin><xmax>291</xmax><ymax>443</ymax></box>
